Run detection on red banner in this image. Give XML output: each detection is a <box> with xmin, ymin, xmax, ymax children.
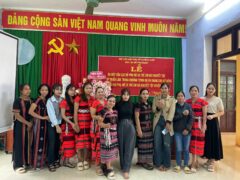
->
<box><xmin>98</xmin><ymin>56</ymin><xmax>174</xmax><ymax>96</ymax></box>
<box><xmin>2</xmin><ymin>10</ymin><xmax>186</xmax><ymax>38</ymax></box>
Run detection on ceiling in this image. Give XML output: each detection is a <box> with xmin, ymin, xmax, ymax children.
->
<box><xmin>0</xmin><ymin>0</ymin><xmax>224</xmax><ymax>25</ymax></box>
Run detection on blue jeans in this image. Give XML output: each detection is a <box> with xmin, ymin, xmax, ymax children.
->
<box><xmin>153</xmin><ymin>117</ymin><xmax>172</xmax><ymax>168</ymax></box>
<box><xmin>174</xmin><ymin>132</ymin><xmax>191</xmax><ymax>166</ymax></box>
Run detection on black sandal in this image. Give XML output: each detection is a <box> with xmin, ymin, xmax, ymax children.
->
<box><xmin>105</xmin><ymin>169</ymin><xmax>115</xmax><ymax>180</ymax></box>
<box><xmin>48</xmin><ymin>164</ymin><xmax>56</xmax><ymax>172</ymax></box>
<box><xmin>63</xmin><ymin>162</ymin><xmax>75</xmax><ymax>168</ymax></box>
<box><xmin>54</xmin><ymin>161</ymin><xmax>61</xmax><ymax>168</ymax></box>
<box><xmin>142</xmin><ymin>163</ymin><xmax>154</xmax><ymax>170</ymax></box>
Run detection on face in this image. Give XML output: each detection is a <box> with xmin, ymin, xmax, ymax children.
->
<box><xmin>107</xmin><ymin>97</ymin><xmax>116</xmax><ymax>109</ymax></box>
<box><xmin>206</xmin><ymin>84</ymin><xmax>216</xmax><ymax>96</ymax></box>
<box><xmin>54</xmin><ymin>87</ymin><xmax>62</xmax><ymax>97</ymax></box>
<box><xmin>84</xmin><ymin>84</ymin><xmax>93</xmax><ymax>95</ymax></box>
<box><xmin>140</xmin><ymin>90</ymin><xmax>149</xmax><ymax>101</ymax></box>
<box><xmin>40</xmin><ymin>86</ymin><xmax>49</xmax><ymax>98</ymax></box>
<box><xmin>96</xmin><ymin>88</ymin><xmax>104</xmax><ymax>99</ymax></box>
<box><xmin>68</xmin><ymin>87</ymin><xmax>76</xmax><ymax>97</ymax></box>
<box><xmin>21</xmin><ymin>85</ymin><xmax>31</xmax><ymax>97</ymax></box>
<box><xmin>177</xmin><ymin>92</ymin><xmax>185</xmax><ymax>103</ymax></box>
<box><xmin>161</xmin><ymin>84</ymin><xmax>169</xmax><ymax>95</ymax></box>
<box><xmin>122</xmin><ymin>92</ymin><xmax>130</xmax><ymax>101</ymax></box>
<box><xmin>190</xmin><ymin>87</ymin><xmax>199</xmax><ymax>98</ymax></box>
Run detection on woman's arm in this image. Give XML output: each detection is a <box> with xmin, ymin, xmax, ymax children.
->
<box><xmin>29</xmin><ymin>103</ymin><xmax>48</xmax><ymax>120</ymax></box>
<box><xmin>13</xmin><ymin>112</ymin><xmax>32</xmax><ymax>128</ymax></box>
<box><xmin>201</xmin><ymin>105</ymin><xmax>208</xmax><ymax>133</ymax></box>
<box><xmin>135</xmin><ymin>111</ymin><xmax>142</xmax><ymax>138</ymax></box>
<box><xmin>90</xmin><ymin>107</ymin><xmax>100</xmax><ymax>121</ymax></box>
<box><xmin>61</xmin><ymin>108</ymin><xmax>74</xmax><ymax>125</ymax></box>
<box><xmin>73</xmin><ymin>102</ymin><xmax>80</xmax><ymax>131</ymax></box>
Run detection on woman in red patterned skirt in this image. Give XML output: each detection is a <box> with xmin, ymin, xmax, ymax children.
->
<box><xmin>90</xmin><ymin>87</ymin><xmax>107</xmax><ymax>175</ymax></box>
<box><xmin>74</xmin><ymin>82</ymin><xmax>94</xmax><ymax>171</ymax></box>
<box><xmin>186</xmin><ymin>85</ymin><xmax>208</xmax><ymax>173</ymax></box>
<box><xmin>60</xmin><ymin>84</ymin><xmax>77</xmax><ymax>168</ymax></box>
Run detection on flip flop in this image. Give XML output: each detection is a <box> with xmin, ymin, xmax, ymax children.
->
<box><xmin>63</xmin><ymin>162</ymin><xmax>75</xmax><ymax>168</ymax></box>
<box><xmin>96</xmin><ymin>166</ymin><xmax>104</xmax><ymax>176</ymax></box>
<box><xmin>159</xmin><ymin>166</ymin><xmax>167</xmax><ymax>171</ymax></box>
<box><xmin>54</xmin><ymin>161</ymin><xmax>60</xmax><ymax>168</ymax></box>
<box><xmin>83</xmin><ymin>161</ymin><xmax>90</xmax><ymax>170</ymax></box>
<box><xmin>48</xmin><ymin>164</ymin><xmax>56</xmax><ymax>172</ymax></box>
<box><xmin>173</xmin><ymin>166</ymin><xmax>181</xmax><ymax>173</ymax></box>
<box><xmin>77</xmin><ymin>162</ymin><xmax>84</xmax><ymax>171</ymax></box>
<box><xmin>15</xmin><ymin>167</ymin><xmax>26</xmax><ymax>174</ymax></box>
<box><xmin>207</xmin><ymin>164</ymin><xmax>215</xmax><ymax>172</ymax></box>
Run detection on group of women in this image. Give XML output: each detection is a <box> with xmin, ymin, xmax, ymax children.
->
<box><xmin>12</xmin><ymin>81</ymin><xmax>224</xmax><ymax>179</ymax></box>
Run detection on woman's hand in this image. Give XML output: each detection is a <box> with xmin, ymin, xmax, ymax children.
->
<box><xmin>182</xmin><ymin>129</ymin><xmax>189</xmax><ymax>136</ymax></box>
<box><xmin>27</xmin><ymin>121</ymin><xmax>33</xmax><ymax>130</ymax></box>
<box><xmin>56</xmin><ymin>125</ymin><xmax>62</xmax><ymax>134</ymax></box>
<box><xmin>182</xmin><ymin>110</ymin><xmax>189</xmax><ymax>116</ymax></box>
<box><xmin>157</xmin><ymin>99</ymin><xmax>165</xmax><ymax>109</ymax></box>
<box><xmin>201</xmin><ymin>123</ymin><xmax>207</xmax><ymax>133</ymax></box>
<box><xmin>74</xmin><ymin>124</ymin><xmax>80</xmax><ymax>133</ymax></box>
<box><xmin>165</xmin><ymin>123</ymin><xmax>171</xmax><ymax>132</ymax></box>
<box><xmin>207</xmin><ymin>115</ymin><xmax>214</xmax><ymax>120</ymax></box>
<box><xmin>137</xmin><ymin>128</ymin><xmax>143</xmax><ymax>138</ymax></box>
<box><xmin>43</xmin><ymin>116</ymin><xmax>49</xmax><ymax>120</ymax></box>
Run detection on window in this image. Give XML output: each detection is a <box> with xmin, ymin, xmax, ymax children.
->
<box><xmin>217</xmin><ymin>34</ymin><xmax>232</xmax><ymax>55</ymax></box>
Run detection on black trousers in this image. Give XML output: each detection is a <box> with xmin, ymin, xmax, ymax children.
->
<box><xmin>117</xmin><ymin>119</ymin><xmax>136</xmax><ymax>172</ymax></box>
<box><xmin>47</xmin><ymin>123</ymin><xmax>60</xmax><ymax>165</ymax></box>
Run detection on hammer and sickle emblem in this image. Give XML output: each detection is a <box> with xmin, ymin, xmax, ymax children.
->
<box><xmin>47</xmin><ymin>37</ymin><xmax>64</xmax><ymax>55</ymax></box>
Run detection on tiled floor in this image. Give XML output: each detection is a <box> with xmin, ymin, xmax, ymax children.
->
<box><xmin>0</xmin><ymin>133</ymin><xmax>239</xmax><ymax>180</ymax></box>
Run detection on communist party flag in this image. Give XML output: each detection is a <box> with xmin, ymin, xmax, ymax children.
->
<box><xmin>41</xmin><ymin>32</ymin><xmax>88</xmax><ymax>87</ymax></box>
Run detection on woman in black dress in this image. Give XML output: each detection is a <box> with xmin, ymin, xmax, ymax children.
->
<box><xmin>29</xmin><ymin>84</ymin><xmax>50</xmax><ymax>170</ymax></box>
<box><xmin>12</xmin><ymin>84</ymin><xmax>32</xmax><ymax>173</ymax></box>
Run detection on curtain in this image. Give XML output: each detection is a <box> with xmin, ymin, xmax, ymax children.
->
<box><xmin>4</xmin><ymin>30</ymin><xmax>42</xmax><ymax>98</ymax></box>
<box><xmin>42</xmin><ymin>32</ymin><xmax>88</xmax><ymax>88</ymax></box>
<box><xmin>87</xmin><ymin>34</ymin><xmax>182</xmax><ymax>102</ymax></box>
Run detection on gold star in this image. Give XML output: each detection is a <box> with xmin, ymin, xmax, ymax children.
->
<box><xmin>66</xmin><ymin>39</ymin><xmax>80</xmax><ymax>54</ymax></box>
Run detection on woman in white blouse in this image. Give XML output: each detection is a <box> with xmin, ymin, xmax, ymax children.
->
<box><xmin>203</xmin><ymin>83</ymin><xmax>224</xmax><ymax>172</ymax></box>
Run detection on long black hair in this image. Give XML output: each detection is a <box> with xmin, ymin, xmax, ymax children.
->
<box><xmin>81</xmin><ymin>82</ymin><xmax>93</xmax><ymax>102</ymax></box>
<box><xmin>139</xmin><ymin>88</ymin><xmax>149</xmax><ymax>102</ymax></box>
<box><xmin>38</xmin><ymin>84</ymin><xmax>51</xmax><ymax>100</ymax></box>
<box><xmin>205</xmin><ymin>82</ymin><xmax>216</xmax><ymax>96</ymax></box>
<box><xmin>65</xmin><ymin>84</ymin><xmax>75</xmax><ymax>114</ymax></box>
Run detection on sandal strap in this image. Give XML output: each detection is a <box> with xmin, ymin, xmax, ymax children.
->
<box><xmin>16</xmin><ymin>167</ymin><xmax>26</xmax><ymax>173</ymax></box>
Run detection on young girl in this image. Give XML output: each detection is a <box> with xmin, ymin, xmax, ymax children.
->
<box><xmin>29</xmin><ymin>84</ymin><xmax>50</xmax><ymax>170</ymax></box>
<box><xmin>74</xmin><ymin>82</ymin><xmax>94</xmax><ymax>171</ymax></box>
<box><xmin>115</xmin><ymin>88</ymin><xmax>135</xmax><ymax>179</ymax></box>
<box><xmin>90</xmin><ymin>87</ymin><xmax>107</xmax><ymax>175</ymax></box>
<box><xmin>186</xmin><ymin>85</ymin><xmax>208</xmax><ymax>173</ymax></box>
<box><xmin>135</xmin><ymin>88</ymin><xmax>154</xmax><ymax>170</ymax></box>
<box><xmin>203</xmin><ymin>83</ymin><xmax>224</xmax><ymax>172</ymax></box>
<box><xmin>12</xmin><ymin>84</ymin><xmax>32</xmax><ymax>173</ymax></box>
<box><xmin>60</xmin><ymin>84</ymin><xmax>77</xmax><ymax>168</ymax></box>
<box><xmin>99</xmin><ymin>95</ymin><xmax>118</xmax><ymax>180</ymax></box>
<box><xmin>46</xmin><ymin>84</ymin><xmax>63</xmax><ymax>172</ymax></box>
